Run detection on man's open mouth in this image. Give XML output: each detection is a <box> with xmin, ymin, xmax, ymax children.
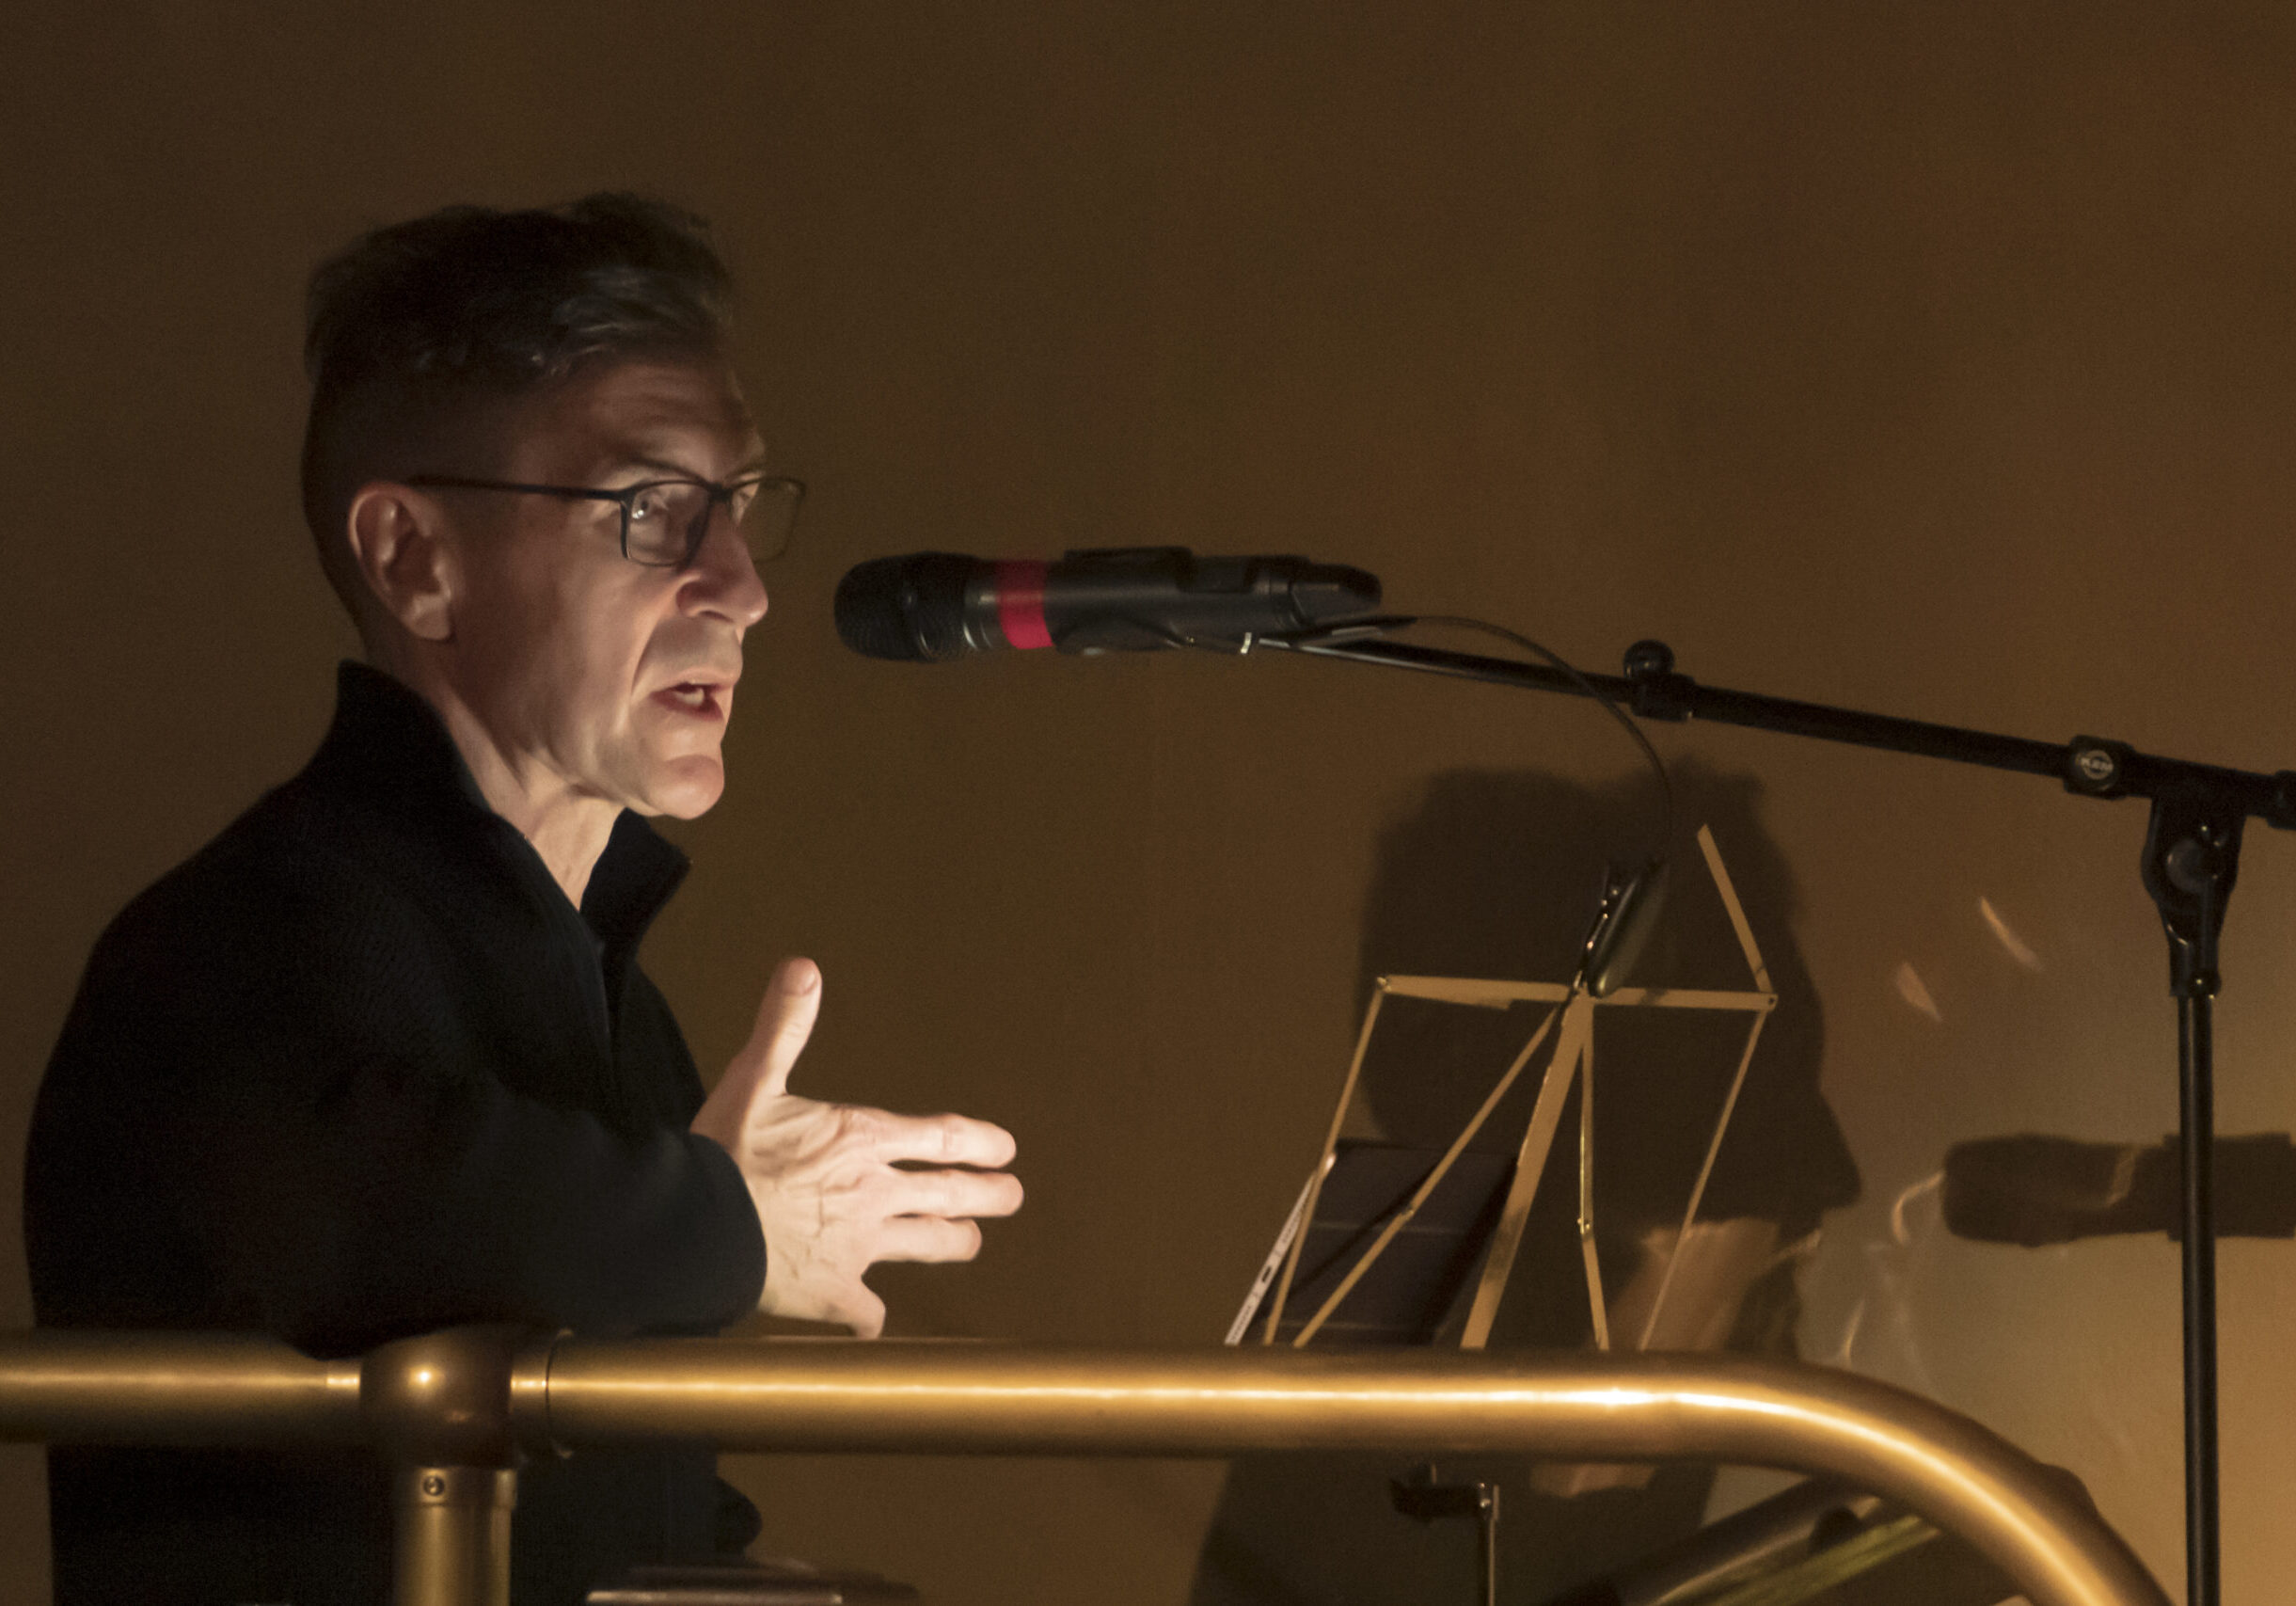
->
<box><xmin>656</xmin><ymin>681</ymin><xmax>724</xmax><ymax>717</ymax></box>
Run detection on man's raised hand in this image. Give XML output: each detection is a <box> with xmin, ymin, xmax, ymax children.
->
<box><xmin>689</xmin><ymin>957</ymin><xmax>1021</xmax><ymax>1338</ymax></box>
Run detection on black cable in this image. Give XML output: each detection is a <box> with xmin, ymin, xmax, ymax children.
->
<box><xmin>1382</xmin><ymin>614</ymin><xmax>1677</xmax><ymax>865</ymax></box>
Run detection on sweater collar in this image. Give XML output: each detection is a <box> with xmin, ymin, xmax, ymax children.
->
<box><xmin>306</xmin><ymin>660</ymin><xmax>690</xmax><ymax>961</ymax></box>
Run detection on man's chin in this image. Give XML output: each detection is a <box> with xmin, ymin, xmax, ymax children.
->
<box><xmin>638</xmin><ymin>756</ymin><xmax>728</xmax><ymax>819</ymax></box>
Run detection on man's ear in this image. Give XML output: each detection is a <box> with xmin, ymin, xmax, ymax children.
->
<box><xmin>344</xmin><ymin>484</ymin><xmax>457</xmax><ymax>642</ymax></box>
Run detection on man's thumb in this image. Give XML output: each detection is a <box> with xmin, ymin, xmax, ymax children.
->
<box><xmin>741</xmin><ymin>957</ymin><xmax>822</xmax><ymax>1099</ymax></box>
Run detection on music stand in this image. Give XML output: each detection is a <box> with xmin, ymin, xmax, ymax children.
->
<box><xmin>1223</xmin><ymin>825</ymin><xmax>1780</xmax><ymax>1606</ymax></box>
<box><xmin>1229</xmin><ymin>825</ymin><xmax>1777</xmax><ymax>1360</ymax></box>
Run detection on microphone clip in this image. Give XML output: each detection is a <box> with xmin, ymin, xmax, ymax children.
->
<box><xmin>1576</xmin><ymin>857</ymin><xmax>1670</xmax><ymax>998</ymax></box>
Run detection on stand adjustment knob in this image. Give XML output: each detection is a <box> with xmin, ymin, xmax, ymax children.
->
<box><xmin>2271</xmin><ymin>772</ymin><xmax>2296</xmax><ymax>830</ymax></box>
<box><xmin>1621</xmin><ymin>639</ymin><xmax>1693</xmax><ymax>723</ymax></box>
<box><xmin>2065</xmin><ymin>736</ymin><xmax>2133</xmax><ymax>799</ymax></box>
<box><xmin>1623</xmin><ymin>639</ymin><xmax>1674</xmax><ymax>680</ymax></box>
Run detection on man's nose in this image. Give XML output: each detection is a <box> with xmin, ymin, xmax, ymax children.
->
<box><xmin>679</xmin><ymin>506</ymin><xmax>769</xmax><ymax>628</ymax></box>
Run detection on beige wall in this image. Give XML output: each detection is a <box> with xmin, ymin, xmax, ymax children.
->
<box><xmin>6</xmin><ymin>4</ymin><xmax>2296</xmax><ymax>1601</ymax></box>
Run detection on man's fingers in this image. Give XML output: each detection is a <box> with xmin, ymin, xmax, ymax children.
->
<box><xmin>745</xmin><ymin>957</ymin><xmax>821</xmax><ymax>1099</ymax></box>
<box><xmin>855</xmin><ymin>1109</ymin><xmax>1018</xmax><ymax>1169</ymax></box>
<box><xmin>877</xmin><ymin>1166</ymin><xmax>1025</xmax><ymax>1222</ymax></box>
<box><xmin>833</xmin><ymin>1284</ymin><xmax>887</xmax><ymax>1340</ymax></box>
<box><xmin>877</xmin><ymin>1215</ymin><xmax>989</xmax><ymax>1264</ymax></box>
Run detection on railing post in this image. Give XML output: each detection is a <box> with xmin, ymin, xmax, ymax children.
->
<box><xmin>391</xmin><ymin>1465</ymin><xmax>516</xmax><ymax>1606</ymax></box>
<box><xmin>360</xmin><ymin>1326</ymin><xmax>546</xmax><ymax>1606</ymax></box>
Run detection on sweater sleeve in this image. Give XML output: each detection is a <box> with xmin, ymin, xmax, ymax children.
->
<box><xmin>27</xmin><ymin>851</ymin><xmax>766</xmax><ymax>1359</ymax></box>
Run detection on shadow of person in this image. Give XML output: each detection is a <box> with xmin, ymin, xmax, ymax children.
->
<box><xmin>1190</xmin><ymin>761</ymin><xmax>1860</xmax><ymax>1605</ymax></box>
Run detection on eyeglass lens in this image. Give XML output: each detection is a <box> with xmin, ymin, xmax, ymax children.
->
<box><xmin>623</xmin><ymin>478</ymin><xmax>803</xmax><ymax>566</ymax></box>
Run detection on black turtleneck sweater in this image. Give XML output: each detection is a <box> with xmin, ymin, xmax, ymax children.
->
<box><xmin>24</xmin><ymin>662</ymin><xmax>768</xmax><ymax>1605</ymax></box>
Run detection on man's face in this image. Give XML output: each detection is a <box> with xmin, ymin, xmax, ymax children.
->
<box><xmin>437</xmin><ymin>358</ymin><xmax>770</xmax><ymax>820</ymax></box>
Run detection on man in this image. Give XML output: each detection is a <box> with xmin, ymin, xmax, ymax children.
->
<box><xmin>24</xmin><ymin>194</ymin><xmax>1022</xmax><ymax>1604</ymax></box>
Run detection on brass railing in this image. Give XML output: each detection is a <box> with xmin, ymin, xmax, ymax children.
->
<box><xmin>0</xmin><ymin>1330</ymin><xmax>2170</xmax><ymax>1606</ymax></box>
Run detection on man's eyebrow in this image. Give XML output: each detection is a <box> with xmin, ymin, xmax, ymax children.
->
<box><xmin>608</xmin><ymin>451</ymin><xmax>771</xmax><ymax>481</ymax></box>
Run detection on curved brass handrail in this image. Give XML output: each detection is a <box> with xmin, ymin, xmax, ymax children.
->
<box><xmin>0</xmin><ymin>1331</ymin><xmax>2169</xmax><ymax>1606</ymax></box>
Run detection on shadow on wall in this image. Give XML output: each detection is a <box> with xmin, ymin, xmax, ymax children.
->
<box><xmin>1189</xmin><ymin>762</ymin><xmax>1861</xmax><ymax>1606</ymax></box>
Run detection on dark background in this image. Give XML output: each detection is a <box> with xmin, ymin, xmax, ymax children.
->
<box><xmin>7</xmin><ymin>5</ymin><xmax>2296</xmax><ymax>1601</ymax></box>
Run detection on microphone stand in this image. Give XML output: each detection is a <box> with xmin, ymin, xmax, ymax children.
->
<box><xmin>1256</xmin><ymin>627</ymin><xmax>2296</xmax><ymax>1606</ymax></box>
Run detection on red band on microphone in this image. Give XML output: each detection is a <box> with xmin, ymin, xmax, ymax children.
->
<box><xmin>993</xmin><ymin>560</ymin><xmax>1054</xmax><ymax>650</ymax></box>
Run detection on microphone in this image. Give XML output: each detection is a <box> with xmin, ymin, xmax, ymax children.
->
<box><xmin>834</xmin><ymin>546</ymin><xmax>1384</xmax><ymax>661</ymax></box>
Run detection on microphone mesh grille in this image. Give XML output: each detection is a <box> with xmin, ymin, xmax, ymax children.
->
<box><xmin>833</xmin><ymin>557</ymin><xmax>926</xmax><ymax>661</ymax></box>
<box><xmin>833</xmin><ymin>553</ymin><xmax>975</xmax><ymax>661</ymax></box>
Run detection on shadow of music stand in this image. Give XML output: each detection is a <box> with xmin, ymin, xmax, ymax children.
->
<box><xmin>1225</xmin><ymin>826</ymin><xmax>1779</xmax><ymax>1606</ymax></box>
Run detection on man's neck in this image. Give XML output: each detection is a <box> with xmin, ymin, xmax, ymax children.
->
<box><xmin>443</xmin><ymin>709</ymin><xmax>618</xmax><ymax>910</ymax></box>
<box><xmin>370</xmin><ymin>654</ymin><xmax>617</xmax><ymax>909</ymax></box>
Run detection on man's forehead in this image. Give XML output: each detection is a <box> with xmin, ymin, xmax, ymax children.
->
<box><xmin>502</xmin><ymin>357</ymin><xmax>764</xmax><ymax>477</ymax></box>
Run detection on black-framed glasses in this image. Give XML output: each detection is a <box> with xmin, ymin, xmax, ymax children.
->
<box><xmin>405</xmin><ymin>472</ymin><xmax>806</xmax><ymax>567</ymax></box>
